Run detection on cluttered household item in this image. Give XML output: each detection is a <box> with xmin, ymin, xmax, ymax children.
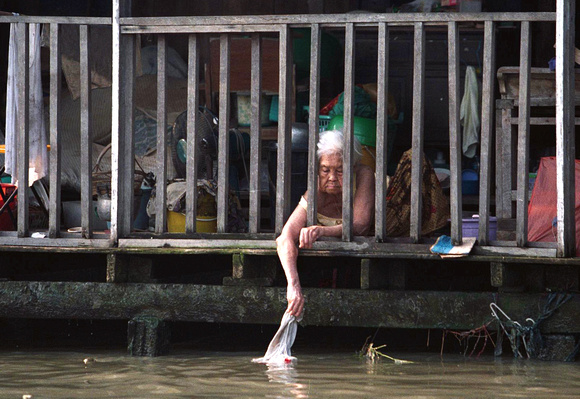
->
<box><xmin>252</xmin><ymin>311</ymin><xmax>301</xmax><ymax>365</ymax></box>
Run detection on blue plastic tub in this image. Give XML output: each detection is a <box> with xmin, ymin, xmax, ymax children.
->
<box><xmin>462</xmin><ymin>216</ymin><xmax>497</xmax><ymax>241</ymax></box>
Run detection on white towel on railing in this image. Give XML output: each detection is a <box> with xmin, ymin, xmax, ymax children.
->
<box><xmin>5</xmin><ymin>20</ymin><xmax>48</xmax><ymax>185</ymax></box>
<box><xmin>460</xmin><ymin>66</ymin><xmax>480</xmax><ymax>159</ymax></box>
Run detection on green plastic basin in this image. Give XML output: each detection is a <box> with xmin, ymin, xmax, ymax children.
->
<box><xmin>326</xmin><ymin>115</ymin><xmax>377</xmax><ymax>147</ymax></box>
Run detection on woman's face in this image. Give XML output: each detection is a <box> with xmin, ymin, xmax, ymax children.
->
<box><xmin>318</xmin><ymin>153</ymin><xmax>343</xmax><ymax>195</ymax></box>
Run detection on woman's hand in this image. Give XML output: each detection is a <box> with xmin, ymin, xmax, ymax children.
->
<box><xmin>286</xmin><ymin>282</ymin><xmax>304</xmax><ymax>317</ymax></box>
<box><xmin>299</xmin><ymin>225</ymin><xmax>323</xmax><ymax>249</ymax></box>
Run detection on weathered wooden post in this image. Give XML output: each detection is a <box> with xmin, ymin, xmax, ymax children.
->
<box><xmin>127</xmin><ymin>316</ymin><xmax>170</xmax><ymax>356</ymax></box>
<box><xmin>223</xmin><ymin>254</ymin><xmax>276</xmax><ymax>286</ymax></box>
<box><xmin>555</xmin><ymin>0</ymin><xmax>576</xmax><ymax>257</ymax></box>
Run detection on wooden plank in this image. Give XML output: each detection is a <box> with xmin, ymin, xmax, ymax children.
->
<box><xmin>16</xmin><ymin>22</ymin><xmax>29</xmax><ymax>238</ymax></box>
<box><xmin>498</xmin><ymin>106</ymin><xmax>514</xmax><ymax>218</ymax></box>
<box><xmin>119</xmin><ymin>34</ymin><xmax>136</xmax><ymax>237</ymax></box>
<box><xmin>307</xmin><ymin>24</ymin><xmax>321</xmax><ymax>227</ymax></box>
<box><xmin>0</xmin><ymin>16</ymin><xmax>111</xmax><ymax>24</ymax></box>
<box><xmin>248</xmin><ymin>33</ymin><xmax>262</xmax><ymax>234</ymax></box>
<box><xmin>48</xmin><ymin>23</ymin><xmax>62</xmax><ymax>239</ymax></box>
<box><xmin>516</xmin><ymin>21</ymin><xmax>531</xmax><ymax>248</ymax></box>
<box><xmin>111</xmin><ymin>0</ymin><xmax>132</xmax><ymax>243</ymax></box>
<box><xmin>477</xmin><ymin>20</ymin><xmax>496</xmax><ymax>245</ymax></box>
<box><xmin>275</xmin><ymin>25</ymin><xmax>292</xmax><ymax>234</ymax></box>
<box><xmin>155</xmin><ymin>34</ymin><xmax>168</xmax><ymax>234</ymax></box>
<box><xmin>511</xmin><ymin>117</ymin><xmax>580</xmax><ymax>125</ymax></box>
<box><xmin>119</xmin><ymin>238</ymin><xmax>278</xmax><ymax>249</ymax></box>
<box><xmin>217</xmin><ymin>34</ymin><xmax>231</xmax><ymax>233</ymax></box>
<box><xmin>120</xmin><ymin>13</ymin><xmax>557</xmax><ymax>28</ymax></box>
<box><xmin>448</xmin><ymin>21</ymin><xmax>462</xmax><ymax>243</ymax></box>
<box><xmin>185</xmin><ymin>34</ymin><xmax>199</xmax><ymax>233</ymax></box>
<box><xmin>342</xmin><ymin>23</ymin><xmax>355</xmax><ymax>242</ymax></box>
<box><xmin>0</xmin><ymin>237</ymin><xmax>113</xmax><ymax>248</ymax></box>
<box><xmin>410</xmin><ymin>22</ymin><xmax>425</xmax><ymax>243</ymax></box>
<box><xmin>79</xmin><ymin>25</ymin><xmax>93</xmax><ymax>239</ymax></box>
<box><xmin>375</xmin><ymin>22</ymin><xmax>388</xmax><ymax>242</ymax></box>
<box><xmin>111</xmin><ymin>0</ymin><xmax>121</xmax><ymax>243</ymax></box>
<box><xmin>122</xmin><ymin>24</ymin><xmax>285</xmax><ymax>34</ymax></box>
<box><xmin>555</xmin><ymin>0</ymin><xmax>576</xmax><ymax>257</ymax></box>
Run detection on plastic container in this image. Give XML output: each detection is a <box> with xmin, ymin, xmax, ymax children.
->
<box><xmin>167</xmin><ymin>211</ymin><xmax>217</xmax><ymax>233</ymax></box>
<box><xmin>462</xmin><ymin>169</ymin><xmax>479</xmax><ymax>195</ymax></box>
<box><xmin>318</xmin><ymin>115</ymin><xmax>332</xmax><ymax>132</ymax></box>
<box><xmin>528</xmin><ymin>172</ymin><xmax>537</xmax><ymax>192</ymax></box>
<box><xmin>462</xmin><ymin>215</ymin><xmax>497</xmax><ymax>241</ymax></box>
<box><xmin>0</xmin><ymin>183</ymin><xmax>17</xmax><ymax>231</ymax></box>
<box><xmin>326</xmin><ymin>115</ymin><xmax>377</xmax><ymax>147</ymax></box>
<box><xmin>61</xmin><ymin>200</ymin><xmax>109</xmax><ymax>230</ymax></box>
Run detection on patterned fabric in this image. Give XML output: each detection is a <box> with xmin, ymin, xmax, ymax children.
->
<box><xmin>385</xmin><ymin>149</ymin><xmax>450</xmax><ymax>237</ymax></box>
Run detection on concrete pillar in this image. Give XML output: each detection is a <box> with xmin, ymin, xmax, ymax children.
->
<box><xmin>127</xmin><ymin>316</ymin><xmax>170</xmax><ymax>356</ymax></box>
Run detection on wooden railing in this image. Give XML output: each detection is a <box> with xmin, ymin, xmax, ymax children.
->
<box><xmin>0</xmin><ymin>1</ymin><xmax>576</xmax><ymax>258</ymax></box>
<box><xmin>0</xmin><ymin>15</ymin><xmax>112</xmax><ymax>247</ymax></box>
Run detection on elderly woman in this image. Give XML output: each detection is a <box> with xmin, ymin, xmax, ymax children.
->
<box><xmin>276</xmin><ymin>130</ymin><xmax>375</xmax><ymax>318</ymax></box>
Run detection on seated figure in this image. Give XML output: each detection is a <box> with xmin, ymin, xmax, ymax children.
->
<box><xmin>276</xmin><ymin>130</ymin><xmax>375</xmax><ymax>318</ymax></box>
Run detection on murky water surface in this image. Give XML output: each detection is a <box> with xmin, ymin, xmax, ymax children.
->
<box><xmin>1</xmin><ymin>350</ymin><xmax>579</xmax><ymax>398</ymax></box>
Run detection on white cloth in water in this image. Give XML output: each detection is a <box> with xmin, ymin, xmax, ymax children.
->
<box><xmin>252</xmin><ymin>311</ymin><xmax>302</xmax><ymax>365</ymax></box>
<box><xmin>5</xmin><ymin>20</ymin><xmax>48</xmax><ymax>185</ymax></box>
<box><xmin>460</xmin><ymin>66</ymin><xmax>480</xmax><ymax>159</ymax></box>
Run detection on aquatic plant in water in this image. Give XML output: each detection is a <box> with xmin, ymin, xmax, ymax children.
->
<box><xmin>360</xmin><ymin>341</ymin><xmax>414</xmax><ymax>365</ymax></box>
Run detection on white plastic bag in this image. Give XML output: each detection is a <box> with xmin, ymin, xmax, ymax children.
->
<box><xmin>252</xmin><ymin>311</ymin><xmax>302</xmax><ymax>365</ymax></box>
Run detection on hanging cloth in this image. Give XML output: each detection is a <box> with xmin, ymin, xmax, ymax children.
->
<box><xmin>460</xmin><ymin>66</ymin><xmax>480</xmax><ymax>159</ymax></box>
<box><xmin>252</xmin><ymin>311</ymin><xmax>302</xmax><ymax>365</ymax></box>
<box><xmin>5</xmin><ymin>20</ymin><xmax>48</xmax><ymax>185</ymax></box>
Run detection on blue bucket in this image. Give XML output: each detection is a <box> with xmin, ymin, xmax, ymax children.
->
<box><xmin>462</xmin><ymin>169</ymin><xmax>479</xmax><ymax>195</ymax></box>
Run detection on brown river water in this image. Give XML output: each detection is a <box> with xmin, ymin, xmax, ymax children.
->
<box><xmin>1</xmin><ymin>350</ymin><xmax>579</xmax><ymax>398</ymax></box>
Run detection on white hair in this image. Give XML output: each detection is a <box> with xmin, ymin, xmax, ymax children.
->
<box><xmin>317</xmin><ymin>129</ymin><xmax>362</xmax><ymax>165</ymax></box>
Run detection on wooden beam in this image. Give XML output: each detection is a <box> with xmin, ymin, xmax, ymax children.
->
<box><xmin>217</xmin><ymin>34</ymin><xmax>231</xmax><ymax>233</ymax></box>
<box><xmin>516</xmin><ymin>21</ymin><xmax>531</xmax><ymax>248</ymax></box>
<box><xmin>477</xmin><ymin>20</ymin><xmax>496</xmax><ymax>245</ymax></box>
<box><xmin>16</xmin><ymin>22</ymin><xmax>29</xmax><ymax>238</ymax></box>
<box><xmin>185</xmin><ymin>34</ymin><xmax>200</xmax><ymax>234</ymax></box>
<box><xmin>410</xmin><ymin>22</ymin><xmax>425</xmax><ymax>242</ymax></box>
<box><xmin>375</xmin><ymin>22</ymin><xmax>389</xmax><ymax>242</ymax></box>
<box><xmin>275</xmin><ymin>25</ymin><xmax>292</xmax><ymax>234</ymax></box>
<box><xmin>555</xmin><ymin>0</ymin><xmax>576</xmax><ymax>257</ymax></box>
<box><xmin>48</xmin><ymin>23</ymin><xmax>62</xmax><ymax>239</ymax></box>
<box><xmin>448</xmin><ymin>21</ymin><xmax>462</xmax><ymax>244</ymax></box>
<box><xmin>79</xmin><ymin>25</ymin><xmax>93</xmax><ymax>239</ymax></box>
<box><xmin>248</xmin><ymin>33</ymin><xmax>262</xmax><ymax>234</ymax></box>
<box><xmin>155</xmin><ymin>34</ymin><xmax>168</xmax><ymax>234</ymax></box>
<box><xmin>307</xmin><ymin>23</ymin><xmax>321</xmax><ymax>227</ymax></box>
<box><xmin>342</xmin><ymin>23</ymin><xmax>355</xmax><ymax>241</ymax></box>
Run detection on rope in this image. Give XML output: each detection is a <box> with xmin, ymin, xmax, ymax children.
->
<box><xmin>490</xmin><ymin>292</ymin><xmax>574</xmax><ymax>359</ymax></box>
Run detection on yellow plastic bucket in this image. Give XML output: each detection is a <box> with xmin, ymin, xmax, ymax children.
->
<box><xmin>196</xmin><ymin>215</ymin><xmax>217</xmax><ymax>233</ymax></box>
<box><xmin>167</xmin><ymin>211</ymin><xmax>217</xmax><ymax>233</ymax></box>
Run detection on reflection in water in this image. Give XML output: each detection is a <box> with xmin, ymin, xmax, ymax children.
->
<box><xmin>264</xmin><ymin>363</ymin><xmax>308</xmax><ymax>399</ymax></box>
<box><xmin>0</xmin><ymin>351</ymin><xmax>579</xmax><ymax>398</ymax></box>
